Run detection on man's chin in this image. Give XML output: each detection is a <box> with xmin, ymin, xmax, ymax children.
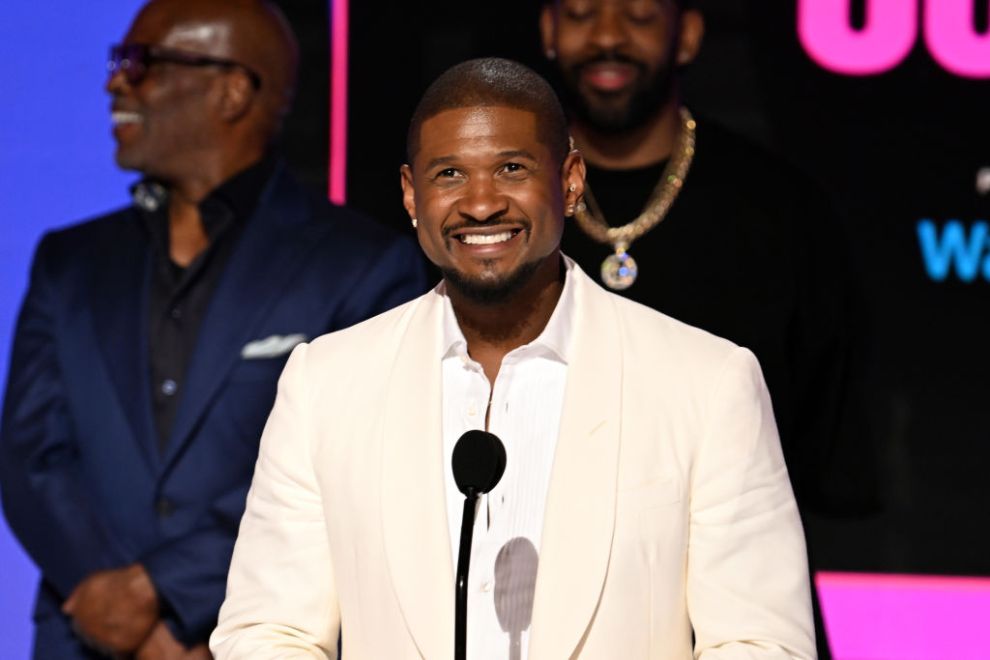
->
<box><xmin>577</xmin><ymin>101</ymin><xmax>640</xmax><ymax>134</ymax></box>
<box><xmin>442</xmin><ymin>259</ymin><xmax>543</xmax><ymax>306</ymax></box>
<box><xmin>113</xmin><ymin>150</ymin><xmax>142</xmax><ymax>172</ymax></box>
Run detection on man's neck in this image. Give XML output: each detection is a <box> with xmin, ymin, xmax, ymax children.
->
<box><xmin>450</xmin><ymin>254</ymin><xmax>564</xmax><ymax>385</ymax></box>
<box><xmin>165</xmin><ymin>149</ymin><xmax>265</xmax><ymax>206</ymax></box>
<box><xmin>162</xmin><ymin>150</ymin><xmax>265</xmax><ymax>267</ymax></box>
<box><xmin>571</xmin><ymin>100</ymin><xmax>682</xmax><ymax>170</ymax></box>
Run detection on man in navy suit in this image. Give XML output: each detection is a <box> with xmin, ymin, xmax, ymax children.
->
<box><xmin>0</xmin><ymin>0</ymin><xmax>428</xmax><ymax>657</ymax></box>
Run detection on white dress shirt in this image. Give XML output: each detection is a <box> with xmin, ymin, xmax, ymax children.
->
<box><xmin>441</xmin><ymin>259</ymin><xmax>576</xmax><ymax>660</ymax></box>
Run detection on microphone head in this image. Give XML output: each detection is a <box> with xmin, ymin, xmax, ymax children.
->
<box><xmin>452</xmin><ymin>430</ymin><xmax>507</xmax><ymax>496</ymax></box>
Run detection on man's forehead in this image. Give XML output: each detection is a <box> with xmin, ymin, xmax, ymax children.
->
<box><xmin>128</xmin><ymin>1</ymin><xmax>232</xmax><ymax>51</ymax></box>
<box><xmin>162</xmin><ymin>23</ymin><xmax>231</xmax><ymax>49</ymax></box>
<box><xmin>419</xmin><ymin>106</ymin><xmax>541</xmax><ymax>149</ymax></box>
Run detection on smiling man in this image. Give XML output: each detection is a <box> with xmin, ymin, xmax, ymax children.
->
<box><xmin>211</xmin><ymin>58</ymin><xmax>815</xmax><ymax>659</ymax></box>
<box><xmin>0</xmin><ymin>0</ymin><xmax>427</xmax><ymax>658</ymax></box>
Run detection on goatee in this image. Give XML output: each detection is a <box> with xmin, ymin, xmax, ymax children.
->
<box><xmin>442</xmin><ymin>258</ymin><xmax>543</xmax><ymax>306</ymax></box>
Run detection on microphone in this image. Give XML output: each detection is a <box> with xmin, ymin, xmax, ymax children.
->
<box><xmin>452</xmin><ymin>430</ymin><xmax>507</xmax><ymax>660</ymax></box>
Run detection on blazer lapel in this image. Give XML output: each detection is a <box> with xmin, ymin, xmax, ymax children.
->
<box><xmin>90</xmin><ymin>214</ymin><xmax>158</xmax><ymax>469</ymax></box>
<box><xmin>380</xmin><ymin>291</ymin><xmax>454</xmax><ymax>660</ymax></box>
<box><xmin>162</xmin><ymin>167</ymin><xmax>318</xmax><ymax>468</ymax></box>
<box><xmin>528</xmin><ymin>269</ymin><xmax>623</xmax><ymax>659</ymax></box>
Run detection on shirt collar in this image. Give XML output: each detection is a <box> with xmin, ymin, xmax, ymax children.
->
<box><xmin>440</xmin><ymin>255</ymin><xmax>576</xmax><ymax>365</ymax></box>
<box><xmin>130</xmin><ymin>153</ymin><xmax>277</xmax><ymax>237</ymax></box>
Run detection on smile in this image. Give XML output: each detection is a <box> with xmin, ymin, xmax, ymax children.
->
<box><xmin>111</xmin><ymin>111</ymin><xmax>143</xmax><ymax>125</ymax></box>
<box><xmin>581</xmin><ymin>63</ymin><xmax>637</xmax><ymax>92</ymax></box>
<box><xmin>458</xmin><ymin>231</ymin><xmax>518</xmax><ymax>245</ymax></box>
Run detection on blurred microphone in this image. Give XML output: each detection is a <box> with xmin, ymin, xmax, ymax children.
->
<box><xmin>494</xmin><ymin>537</ymin><xmax>539</xmax><ymax>660</ymax></box>
<box><xmin>452</xmin><ymin>430</ymin><xmax>507</xmax><ymax>660</ymax></box>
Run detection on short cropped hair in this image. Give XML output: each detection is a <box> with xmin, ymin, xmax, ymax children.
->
<box><xmin>406</xmin><ymin>58</ymin><xmax>569</xmax><ymax>165</ymax></box>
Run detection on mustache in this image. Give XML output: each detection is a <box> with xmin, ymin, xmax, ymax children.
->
<box><xmin>443</xmin><ymin>217</ymin><xmax>530</xmax><ymax>237</ymax></box>
<box><xmin>571</xmin><ymin>52</ymin><xmax>647</xmax><ymax>73</ymax></box>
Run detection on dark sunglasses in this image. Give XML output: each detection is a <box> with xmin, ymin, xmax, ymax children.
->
<box><xmin>108</xmin><ymin>43</ymin><xmax>262</xmax><ymax>89</ymax></box>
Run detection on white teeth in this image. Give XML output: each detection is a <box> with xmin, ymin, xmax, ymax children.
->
<box><xmin>111</xmin><ymin>111</ymin><xmax>143</xmax><ymax>125</ymax></box>
<box><xmin>460</xmin><ymin>231</ymin><xmax>514</xmax><ymax>245</ymax></box>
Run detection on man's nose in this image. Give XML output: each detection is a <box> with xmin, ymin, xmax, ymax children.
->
<box><xmin>588</xmin><ymin>5</ymin><xmax>629</xmax><ymax>52</ymax></box>
<box><xmin>105</xmin><ymin>69</ymin><xmax>129</xmax><ymax>95</ymax></box>
<box><xmin>457</xmin><ymin>176</ymin><xmax>509</xmax><ymax>223</ymax></box>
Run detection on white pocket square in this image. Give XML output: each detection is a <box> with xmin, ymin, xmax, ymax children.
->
<box><xmin>240</xmin><ymin>333</ymin><xmax>308</xmax><ymax>360</ymax></box>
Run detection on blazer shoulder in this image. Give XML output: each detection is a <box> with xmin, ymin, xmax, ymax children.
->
<box><xmin>30</xmin><ymin>206</ymin><xmax>138</xmax><ymax>273</ymax></box>
<box><xmin>289</xmin><ymin>194</ymin><xmax>426</xmax><ymax>288</ymax></box>
<box><xmin>305</xmin><ymin>193</ymin><xmax>415</xmax><ymax>251</ymax></box>
<box><xmin>304</xmin><ymin>288</ymin><xmax>434</xmax><ymax>360</ymax></box>
<box><xmin>44</xmin><ymin>206</ymin><xmax>136</xmax><ymax>242</ymax></box>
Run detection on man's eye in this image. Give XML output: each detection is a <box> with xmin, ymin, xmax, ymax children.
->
<box><xmin>502</xmin><ymin>163</ymin><xmax>525</xmax><ymax>174</ymax></box>
<box><xmin>627</xmin><ymin>0</ymin><xmax>663</xmax><ymax>23</ymax></box>
<box><xmin>435</xmin><ymin>168</ymin><xmax>459</xmax><ymax>179</ymax></box>
<box><xmin>562</xmin><ymin>0</ymin><xmax>593</xmax><ymax>20</ymax></box>
<box><xmin>564</xmin><ymin>8</ymin><xmax>593</xmax><ymax>21</ymax></box>
<box><xmin>627</xmin><ymin>9</ymin><xmax>660</xmax><ymax>24</ymax></box>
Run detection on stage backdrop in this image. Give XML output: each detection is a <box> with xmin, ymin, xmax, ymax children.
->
<box><xmin>2</xmin><ymin>1</ymin><xmax>988</xmax><ymax>658</ymax></box>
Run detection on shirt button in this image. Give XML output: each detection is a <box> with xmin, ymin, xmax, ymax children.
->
<box><xmin>480</xmin><ymin>580</ymin><xmax>493</xmax><ymax>593</ymax></box>
<box><xmin>467</xmin><ymin>402</ymin><xmax>477</xmax><ymax>417</ymax></box>
<box><xmin>155</xmin><ymin>498</ymin><xmax>175</xmax><ymax>518</ymax></box>
<box><xmin>169</xmin><ymin>307</ymin><xmax>182</xmax><ymax>320</ymax></box>
<box><xmin>161</xmin><ymin>379</ymin><xmax>178</xmax><ymax>396</ymax></box>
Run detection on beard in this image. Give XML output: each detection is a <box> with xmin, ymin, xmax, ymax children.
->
<box><xmin>441</xmin><ymin>257</ymin><xmax>544</xmax><ymax>306</ymax></box>
<box><xmin>558</xmin><ymin>54</ymin><xmax>677</xmax><ymax>134</ymax></box>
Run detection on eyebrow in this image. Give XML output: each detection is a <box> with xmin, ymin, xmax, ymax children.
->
<box><xmin>424</xmin><ymin>156</ymin><xmax>458</xmax><ymax>171</ymax></box>
<box><xmin>496</xmin><ymin>149</ymin><xmax>539</xmax><ymax>161</ymax></box>
<box><xmin>423</xmin><ymin>149</ymin><xmax>540</xmax><ymax>171</ymax></box>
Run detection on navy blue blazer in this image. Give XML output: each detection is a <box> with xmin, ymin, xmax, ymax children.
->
<box><xmin>0</xmin><ymin>165</ymin><xmax>430</xmax><ymax>656</ymax></box>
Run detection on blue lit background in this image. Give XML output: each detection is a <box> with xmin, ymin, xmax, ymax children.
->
<box><xmin>0</xmin><ymin>2</ymin><xmax>144</xmax><ymax>656</ymax></box>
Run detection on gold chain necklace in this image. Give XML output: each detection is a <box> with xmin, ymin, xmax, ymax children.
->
<box><xmin>573</xmin><ymin>107</ymin><xmax>696</xmax><ymax>290</ymax></box>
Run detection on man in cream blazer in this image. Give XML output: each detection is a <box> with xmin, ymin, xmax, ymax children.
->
<box><xmin>212</xmin><ymin>58</ymin><xmax>815</xmax><ymax>659</ymax></box>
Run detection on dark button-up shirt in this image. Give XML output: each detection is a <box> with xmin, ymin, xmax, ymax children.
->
<box><xmin>135</xmin><ymin>157</ymin><xmax>276</xmax><ymax>451</ymax></box>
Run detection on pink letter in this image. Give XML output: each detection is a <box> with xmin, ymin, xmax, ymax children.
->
<box><xmin>924</xmin><ymin>0</ymin><xmax>990</xmax><ymax>78</ymax></box>
<box><xmin>798</xmin><ymin>0</ymin><xmax>917</xmax><ymax>75</ymax></box>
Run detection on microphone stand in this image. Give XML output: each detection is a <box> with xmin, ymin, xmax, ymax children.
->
<box><xmin>451</xmin><ymin>428</ymin><xmax>505</xmax><ymax>660</ymax></box>
<box><xmin>455</xmin><ymin>486</ymin><xmax>479</xmax><ymax>660</ymax></box>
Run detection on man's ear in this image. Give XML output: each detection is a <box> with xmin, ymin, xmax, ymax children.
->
<box><xmin>676</xmin><ymin>9</ymin><xmax>705</xmax><ymax>66</ymax></box>
<box><xmin>561</xmin><ymin>149</ymin><xmax>586</xmax><ymax>214</ymax></box>
<box><xmin>218</xmin><ymin>70</ymin><xmax>255</xmax><ymax>121</ymax></box>
<box><xmin>400</xmin><ymin>164</ymin><xmax>417</xmax><ymax>226</ymax></box>
<box><xmin>540</xmin><ymin>4</ymin><xmax>557</xmax><ymax>60</ymax></box>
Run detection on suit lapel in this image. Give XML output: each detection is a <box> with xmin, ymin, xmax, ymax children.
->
<box><xmin>90</xmin><ymin>213</ymin><xmax>158</xmax><ymax>470</ymax></box>
<box><xmin>162</xmin><ymin>167</ymin><xmax>318</xmax><ymax>468</ymax></box>
<box><xmin>380</xmin><ymin>291</ymin><xmax>454</xmax><ymax>660</ymax></box>
<box><xmin>529</xmin><ymin>269</ymin><xmax>623</xmax><ymax>659</ymax></box>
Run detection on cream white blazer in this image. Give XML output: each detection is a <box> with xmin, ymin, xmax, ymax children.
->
<box><xmin>211</xmin><ymin>266</ymin><xmax>815</xmax><ymax>659</ymax></box>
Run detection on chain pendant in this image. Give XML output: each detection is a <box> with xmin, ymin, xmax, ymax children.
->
<box><xmin>601</xmin><ymin>244</ymin><xmax>637</xmax><ymax>290</ymax></box>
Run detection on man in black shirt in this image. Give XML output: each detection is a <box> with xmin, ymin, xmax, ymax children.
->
<box><xmin>0</xmin><ymin>1</ymin><xmax>428</xmax><ymax>658</ymax></box>
<box><xmin>540</xmin><ymin>2</ymin><xmax>870</xmax><ymax>655</ymax></box>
